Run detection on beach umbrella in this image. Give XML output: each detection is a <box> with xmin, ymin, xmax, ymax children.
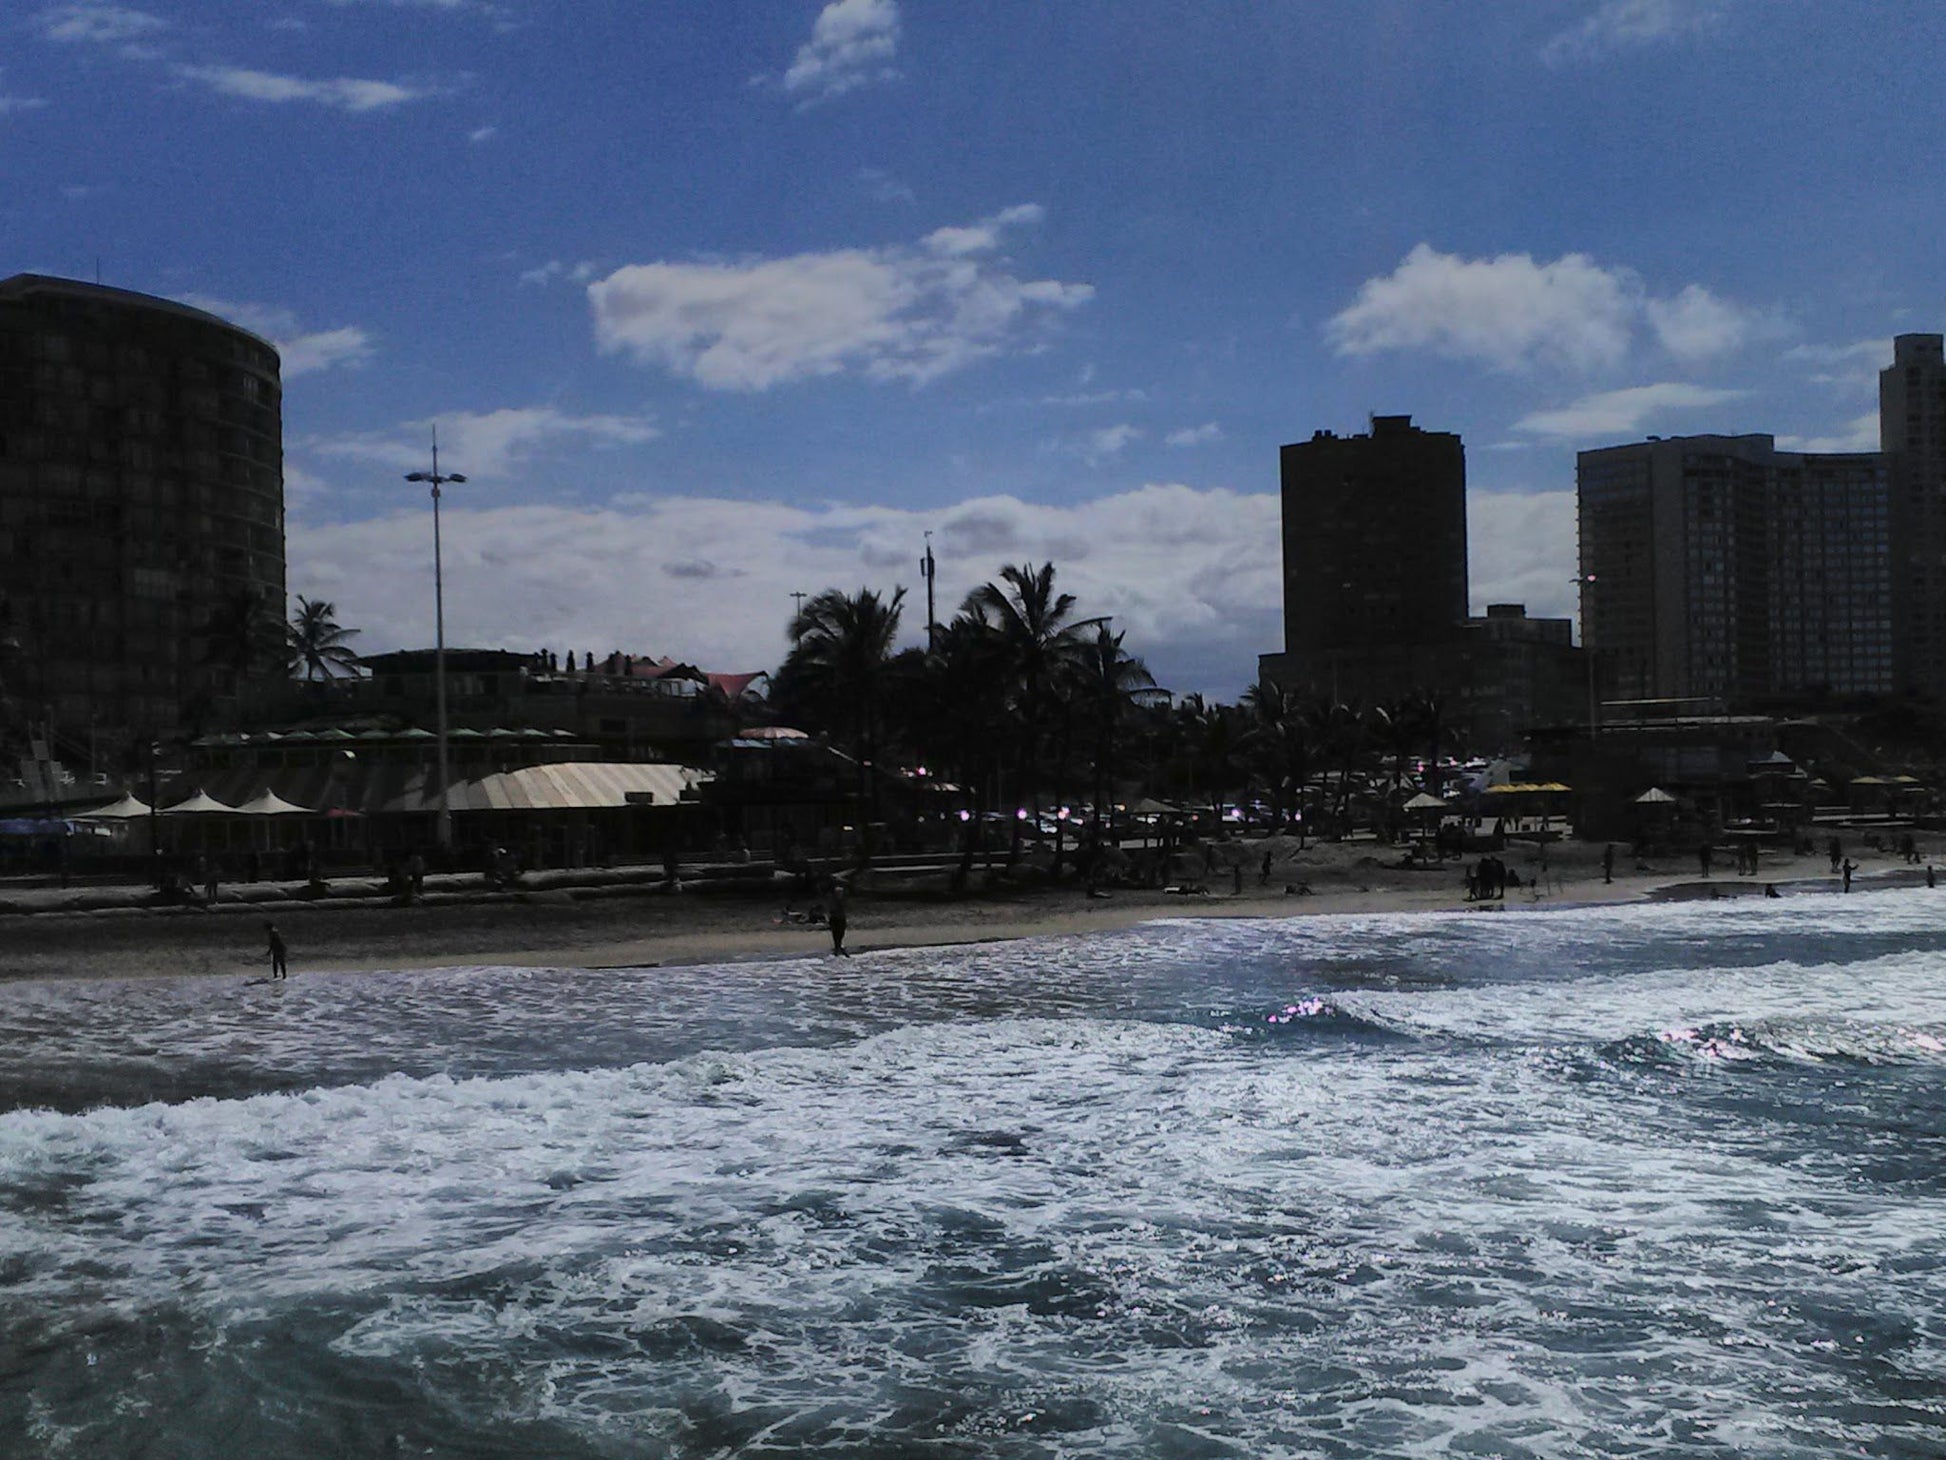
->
<box><xmin>162</xmin><ymin>790</ymin><xmax>236</xmax><ymax>814</ymax></box>
<box><xmin>1402</xmin><ymin>792</ymin><xmax>1448</xmax><ymax>812</ymax></box>
<box><xmin>79</xmin><ymin>793</ymin><xmax>152</xmax><ymax>818</ymax></box>
<box><xmin>1632</xmin><ymin>787</ymin><xmax>1678</xmax><ymax>804</ymax></box>
<box><xmin>235</xmin><ymin>789</ymin><xmax>313</xmax><ymax>815</ymax></box>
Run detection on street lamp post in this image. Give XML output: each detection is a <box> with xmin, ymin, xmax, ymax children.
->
<box><xmin>1572</xmin><ymin>573</ymin><xmax>1599</xmax><ymax>736</ymax></box>
<box><xmin>406</xmin><ymin>439</ymin><xmax>467</xmax><ymax>851</ymax></box>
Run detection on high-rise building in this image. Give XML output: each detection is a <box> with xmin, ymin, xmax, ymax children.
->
<box><xmin>1259</xmin><ymin>414</ymin><xmax>1582</xmax><ymax>745</ymax></box>
<box><xmin>1275</xmin><ymin>414</ymin><xmax>1468</xmax><ymax>664</ymax></box>
<box><xmin>1576</xmin><ymin>434</ymin><xmax>1892</xmax><ymax>707</ymax></box>
<box><xmin>1883</xmin><ymin>334</ymin><xmax>1946</xmax><ymax>698</ymax></box>
<box><xmin>0</xmin><ymin>275</ymin><xmax>285</xmax><ymax>756</ymax></box>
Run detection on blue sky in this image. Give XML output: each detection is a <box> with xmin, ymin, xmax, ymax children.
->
<box><xmin>7</xmin><ymin>0</ymin><xmax>1941</xmax><ymax>698</ymax></box>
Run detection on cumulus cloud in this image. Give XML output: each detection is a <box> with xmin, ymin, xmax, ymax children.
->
<box><xmin>178</xmin><ymin>295</ymin><xmax>375</xmax><ymax>378</ymax></box>
<box><xmin>1786</xmin><ymin>337</ymin><xmax>1891</xmax><ymax>393</ymax></box>
<box><xmin>1079</xmin><ymin>424</ymin><xmax>1143</xmax><ymax>463</ymax></box>
<box><xmin>1468</xmin><ymin>489</ymin><xmax>1579</xmax><ymax>624</ymax></box>
<box><xmin>1776</xmin><ymin>412</ymin><xmax>1881</xmax><ymax>454</ymax></box>
<box><xmin>781</xmin><ymin>0</ymin><xmax>900</xmax><ymax>103</ymax></box>
<box><xmin>288</xmin><ymin>483</ymin><xmax>1285</xmax><ymax>698</ymax></box>
<box><xmin>1542</xmin><ymin>0</ymin><xmax>1726</xmax><ymax>64</ymax></box>
<box><xmin>310</xmin><ymin>406</ymin><xmax>660</xmax><ymax>480</ymax></box>
<box><xmin>35</xmin><ymin>4</ymin><xmax>166</xmax><ymax>44</ymax></box>
<box><xmin>588</xmin><ymin>205</ymin><xmax>1092</xmax><ymax>390</ymax></box>
<box><xmin>1166</xmin><ymin>423</ymin><xmax>1223</xmax><ymax>447</ymax></box>
<box><xmin>174</xmin><ymin>64</ymin><xmax>431</xmax><ymax>111</ymax></box>
<box><xmin>1328</xmin><ymin>244</ymin><xmax>1765</xmax><ymax>373</ymax></box>
<box><xmin>1514</xmin><ymin>382</ymin><xmax>1747</xmax><ymax>439</ymax></box>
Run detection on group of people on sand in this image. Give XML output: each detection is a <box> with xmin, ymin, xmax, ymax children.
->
<box><xmin>1465</xmin><ymin>856</ymin><xmax>1517</xmax><ymax>901</ymax></box>
<box><xmin>778</xmin><ymin>877</ymin><xmax>849</xmax><ymax>955</ymax></box>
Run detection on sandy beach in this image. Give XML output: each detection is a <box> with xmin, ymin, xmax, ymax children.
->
<box><xmin>0</xmin><ymin>832</ymin><xmax>1931</xmax><ymax>985</ymax></box>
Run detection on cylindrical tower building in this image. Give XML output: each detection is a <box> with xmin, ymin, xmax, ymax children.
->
<box><xmin>0</xmin><ymin>275</ymin><xmax>285</xmax><ymax>760</ymax></box>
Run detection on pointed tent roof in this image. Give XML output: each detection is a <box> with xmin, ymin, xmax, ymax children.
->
<box><xmin>1402</xmin><ymin>791</ymin><xmax>1449</xmax><ymax>811</ymax></box>
<box><xmin>1633</xmin><ymin>786</ymin><xmax>1679</xmax><ymax>804</ymax></box>
<box><xmin>79</xmin><ymin>793</ymin><xmax>153</xmax><ymax>819</ymax></box>
<box><xmin>235</xmin><ymin>789</ymin><xmax>314</xmax><ymax>816</ymax></box>
<box><xmin>162</xmin><ymin>790</ymin><xmax>237</xmax><ymax>814</ymax></box>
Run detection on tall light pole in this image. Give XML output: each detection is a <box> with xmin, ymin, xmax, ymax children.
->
<box><xmin>1572</xmin><ymin>573</ymin><xmax>1599</xmax><ymax>737</ymax></box>
<box><xmin>406</xmin><ymin>436</ymin><xmax>466</xmax><ymax>850</ymax></box>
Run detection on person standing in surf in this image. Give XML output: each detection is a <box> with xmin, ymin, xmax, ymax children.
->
<box><xmin>826</xmin><ymin>880</ymin><xmax>849</xmax><ymax>956</ymax></box>
<box><xmin>264</xmin><ymin>922</ymin><xmax>288</xmax><ymax>980</ymax></box>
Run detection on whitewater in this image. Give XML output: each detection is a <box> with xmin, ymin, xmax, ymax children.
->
<box><xmin>2</xmin><ymin>891</ymin><xmax>1943</xmax><ymax>1456</ymax></box>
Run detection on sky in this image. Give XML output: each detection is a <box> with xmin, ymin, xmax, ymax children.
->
<box><xmin>6</xmin><ymin>0</ymin><xmax>1942</xmax><ymax>700</ymax></box>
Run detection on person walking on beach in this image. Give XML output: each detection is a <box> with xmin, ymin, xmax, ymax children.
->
<box><xmin>1602</xmin><ymin>843</ymin><xmax>1614</xmax><ymax>884</ymax></box>
<box><xmin>1829</xmin><ymin>837</ymin><xmax>1843</xmax><ymax>874</ymax></box>
<box><xmin>826</xmin><ymin>880</ymin><xmax>849</xmax><ymax>956</ymax></box>
<box><xmin>1842</xmin><ymin>859</ymin><xmax>1857</xmax><ymax>893</ymax></box>
<box><xmin>264</xmin><ymin>922</ymin><xmax>288</xmax><ymax>980</ymax></box>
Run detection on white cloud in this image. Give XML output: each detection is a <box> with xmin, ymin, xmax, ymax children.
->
<box><xmin>1166</xmin><ymin>422</ymin><xmax>1223</xmax><ymax>447</ymax></box>
<box><xmin>1329</xmin><ymin>244</ymin><xmax>1638</xmax><ymax>372</ymax></box>
<box><xmin>178</xmin><ymin>295</ymin><xmax>375</xmax><ymax>377</ymax></box>
<box><xmin>1329</xmin><ymin>244</ymin><xmax>1766</xmax><ymax>373</ymax></box>
<box><xmin>310</xmin><ymin>407</ymin><xmax>660</xmax><ymax>480</ymax></box>
<box><xmin>1468</xmin><ymin>490</ymin><xmax>1579</xmax><ymax>625</ymax></box>
<box><xmin>36</xmin><ymin>4</ymin><xmax>166</xmax><ymax>44</ymax></box>
<box><xmin>1081</xmin><ymin>424</ymin><xmax>1143</xmax><ymax>462</ymax></box>
<box><xmin>1644</xmin><ymin>283</ymin><xmax>1774</xmax><ymax>362</ymax></box>
<box><xmin>782</xmin><ymin>0</ymin><xmax>899</xmax><ymax>103</ymax></box>
<box><xmin>519</xmin><ymin>258</ymin><xmax>600</xmax><ymax>288</ymax></box>
<box><xmin>0</xmin><ymin>95</ymin><xmax>47</xmax><ymax>115</ymax></box>
<box><xmin>468</xmin><ymin>124</ymin><xmax>496</xmax><ymax>143</ymax></box>
<box><xmin>288</xmin><ymin>483</ymin><xmax>1284</xmax><ymax>698</ymax></box>
<box><xmin>1776</xmin><ymin>412</ymin><xmax>1881</xmax><ymax>454</ymax></box>
<box><xmin>1514</xmin><ymin>382</ymin><xmax>1747</xmax><ymax>439</ymax></box>
<box><xmin>1542</xmin><ymin>0</ymin><xmax>1726</xmax><ymax>64</ymax></box>
<box><xmin>588</xmin><ymin>206</ymin><xmax>1092</xmax><ymax>391</ymax></box>
<box><xmin>1785</xmin><ymin>337</ymin><xmax>1891</xmax><ymax>393</ymax></box>
<box><xmin>174</xmin><ymin>64</ymin><xmax>431</xmax><ymax>111</ymax></box>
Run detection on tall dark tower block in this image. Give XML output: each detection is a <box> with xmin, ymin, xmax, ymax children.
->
<box><xmin>1279</xmin><ymin>414</ymin><xmax>1467</xmax><ymax>657</ymax></box>
<box><xmin>0</xmin><ymin>275</ymin><xmax>285</xmax><ymax>754</ymax></box>
<box><xmin>1884</xmin><ymin>334</ymin><xmax>1946</xmax><ymax>699</ymax></box>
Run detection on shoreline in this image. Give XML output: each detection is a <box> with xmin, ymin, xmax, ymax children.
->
<box><xmin>6</xmin><ymin>831</ymin><xmax>1926</xmax><ymax>985</ymax></box>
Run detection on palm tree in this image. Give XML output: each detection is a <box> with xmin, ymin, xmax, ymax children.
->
<box><xmin>773</xmin><ymin>586</ymin><xmax>907</xmax><ymax>849</ymax></box>
<box><xmin>200</xmin><ymin>585</ymin><xmax>284</xmax><ymax>728</ymax></box>
<box><xmin>287</xmin><ymin>597</ymin><xmax>361</xmax><ymax>682</ymax></box>
<box><xmin>961</xmin><ymin>562</ymin><xmax>1100</xmax><ymax>847</ymax></box>
<box><xmin>1075</xmin><ymin>623</ymin><xmax>1156</xmax><ymax>839</ymax></box>
<box><xmin>1241</xmin><ymin>677</ymin><xmax>1316</xmax><ymax>841</ymax></box>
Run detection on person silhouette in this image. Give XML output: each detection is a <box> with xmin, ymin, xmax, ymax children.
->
<box><xmin>264</xmin><ymin>922</ymin><xmax>288</xmax><ymax>980</ymax></box>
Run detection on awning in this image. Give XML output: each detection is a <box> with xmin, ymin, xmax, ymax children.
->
<box><xmin>78</xmin><ymin>793</ymin><xmax>153</xmax><ymax>819</ymax></box>
<box><xmin>162</xmin><ymin>791</ymin><xmax>236</xmax><ymax>814</ymax></box>
<box><xmin>235</xmin><ymin>790</ymin><xmax>314</xmax><ymax>815</ymax></box>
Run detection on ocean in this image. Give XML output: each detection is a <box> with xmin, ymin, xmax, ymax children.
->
<box><xmin>2</xmin><ymin>891</ymin><xmax>1943</xmax><ymax>1457</ymax></box>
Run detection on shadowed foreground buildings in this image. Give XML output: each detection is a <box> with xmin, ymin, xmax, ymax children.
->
<box><xmin>1885</xmin><ymin>334</ymin><xmax>1946</xmax><ymax>698</ymax></box>
<box><xmin>0</xmin><ymin>275</ymin><xmax>285</xmax><ymax>759</ymax></box>
<box><xmin>1259</xmin><ymin>414</ymin><xmax>1583</xmax><ymax>747</ymax></box>
<box><xmin>1577</xmin><ymin>334</ymin><xmax>1946</xmax><ymax>710</ymax></box>
<box><xmin>1576</xmin><ymin>435</ymin><xmax>1891</xmax><ymax>706</ymax></box>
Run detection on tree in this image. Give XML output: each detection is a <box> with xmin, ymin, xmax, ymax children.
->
<box><xmin>1241</xmin><ymin>677</ymin><xmax>1316</xmax><ymax>841</ymax></box>
<box><xmin>200</xmin><ymin>585</ymin><xmax>284</xmax><ymax>728</ymax></box>
<box><xmin>1075</xmin><ymin>623</ymin><xmax>1156</xmax><ymax>839</ymax></box>
<box><xmin>961</xmin><ymin>562</ymin><xmax>1100</xmax><ymax>849</ymax></box>
<box><xmin>287</xmin><ymin>597</ymin><xmax>361</xmax><ymax>682</ymax></box>
<box><xmin>773</xmin><ymin>586</ymin><xmax>907</xmax><ymax>847</ymax></box>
